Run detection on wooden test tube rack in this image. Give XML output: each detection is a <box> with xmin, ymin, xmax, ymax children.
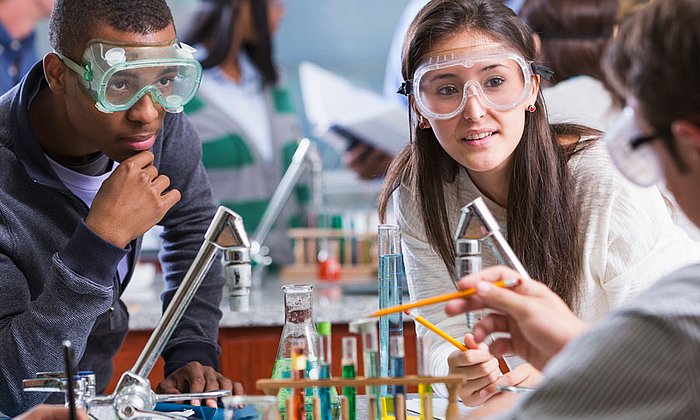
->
<box><xmin>256</xmin><ymin>374</ymin><xmax>466</xmax><ymax>420</ymax></box>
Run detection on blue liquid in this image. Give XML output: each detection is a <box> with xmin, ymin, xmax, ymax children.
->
<box><xmin>378</xmin><ymin>253</ymin><xmax>404</xmax><ymax>396</ymax></box>
<box><xmin>319</xmin><ymin>363</ymin><xmax>332</xmax><ymax>420</ymax></box>
<box><xmin>391</xmin><ymin>355</ymin><xmax>405</xmax><ymax>395</ymax></box>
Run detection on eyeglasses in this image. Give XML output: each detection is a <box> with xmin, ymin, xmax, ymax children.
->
<box><xmin>630</xmin><ymin>128</ymin><xmax>671</xmax><ymax>150</ymax></box>
<box><xmin>602</xmin><ymin>107</ymin><xmax>664</xmax><ymax>187</ymax></box>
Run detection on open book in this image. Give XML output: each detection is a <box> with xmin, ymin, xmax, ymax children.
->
<box><xmin>299</xmin><ymin>61</ymin><xmax>410</xmax><ymax>156</ymax></box>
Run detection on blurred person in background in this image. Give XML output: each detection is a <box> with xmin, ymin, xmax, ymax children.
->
<box><xmin>0</xmin><ymin>0</ymin><xmax>54</xmax><ymax>94</ymax></box>
<box><xmin>184</xmin><ymin>0</ymin><xmax>306</xmax><ymax>266</ymax></box>
<box><xmin>519</xmin><ymin>0</ymin><xmax>653</xmax><ymax>131</ymax></box>
<box><xmin>519</xmin><ymin>0</ymin><xmax>621</xmax><ymax>131</ymax></box>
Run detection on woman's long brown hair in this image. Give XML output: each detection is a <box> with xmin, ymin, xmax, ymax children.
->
<box><xmin>378</xmin><ymin>0</ymin><xmax>598</xmax><ymax>309</ymax></box>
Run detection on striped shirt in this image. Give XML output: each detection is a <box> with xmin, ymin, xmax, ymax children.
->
<box><xmin>500</xmin><ymin>263</ymin><xmax>700</xmax><ymax>419</ymax></box>
<box><xmin>185</xmin><ymin>63</ymin><xmax>307</xmax><ymax>265</ymax></box>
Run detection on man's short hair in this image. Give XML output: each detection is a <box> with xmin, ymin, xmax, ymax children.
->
<box><xmin>605</xmin><ymin>0</ymin><xmax>700</xmax><ymax>130</ymax></box>
<box><xmin>48</xmin><ymin>0</ymin><xmax>174</xmax><ymax>60</ymax></box>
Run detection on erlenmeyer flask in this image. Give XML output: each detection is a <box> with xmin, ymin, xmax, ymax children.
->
<box><xmin>271</xmin><ymin>284</ymin><xmax>340</xmax><ymax>419</ymax></box>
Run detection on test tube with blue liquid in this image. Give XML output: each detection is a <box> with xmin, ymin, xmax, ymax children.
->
<box><xmin>378</xmin><ymin>225</ymin><xmax>404</xmax><ymax>398</ymax></box>
<box><xmin>317</xmin><ymin>321</ymin><xmax>333</xmax><ymax>420</ymax></box>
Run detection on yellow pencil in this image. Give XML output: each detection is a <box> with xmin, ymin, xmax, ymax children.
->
<box><xmin>405</xmin><ymin>310</ymin><xmax>467</xmax><ymax>352</ymax></box>
<box><xmin>371</xmin><ymin>278</ymin><xmax>520</xmax><ymax>318</ymax></box>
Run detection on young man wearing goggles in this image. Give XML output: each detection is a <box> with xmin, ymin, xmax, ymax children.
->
<box><xmin>446</xmin><ymin>0</ymin><xmax>700</xmax><ymax>417</ymax></box>
<box><xmin>0</xmin><ymin>0</ymin><xmax>241</xmax><ymax>415</ymax></box>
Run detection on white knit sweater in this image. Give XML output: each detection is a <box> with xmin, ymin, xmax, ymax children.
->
<box><xmin>392</xmin><ymin>140</ymin><xmax>700</xmax><ymax>394</ymax></box>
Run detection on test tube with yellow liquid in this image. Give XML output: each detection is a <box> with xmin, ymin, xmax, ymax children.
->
<box><xmin>417</xmin><ymin>336</ymin><xmax>433</xmax><ymax>420</ymax></box>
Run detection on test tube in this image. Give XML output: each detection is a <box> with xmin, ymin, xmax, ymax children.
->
<box><xmin>349</xmin><ymin>318</ymin><xmax>380</xmax><ymax>419</ymax></box>
<box><xmin>390</xmin><ymin>336</ymin><xmax>406</xmax><ymax>419</ymax></box>
<box><xmin>290</xmin><ymin>338</ymin><xmax>307</xmax><ymax>420</ymax></box>
<box><xmin>341</xmin><ymin>337</ymin><xmax>357</xmax><ymax>420</ymax></box>
<box><xmin>378</xmin><ymin>225</ymin><xmax>404</xmax><ymax>394</ymax></box>
<box><xmin>416</xmin><ymin>335</ymin><xmax>433</xmax><ymax>420</ymax></box>
<box><xmin>317</xmin><ymin>321</ymin><xmax>333</xmax><ymax>420</ymax></box>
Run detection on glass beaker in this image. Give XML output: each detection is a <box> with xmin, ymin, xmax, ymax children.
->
<box><xmin>271</xmin><ymin>284</ymin><xmax>340</xmax><ymax>419</ymax></box>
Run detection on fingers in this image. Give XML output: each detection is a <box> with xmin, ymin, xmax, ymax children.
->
<box><xmin>342</xmin><ymin>143</ymin><xmax>369</xmax><ymax>169</ymax></box>
<box><xmin>480</xmin><ymin>363</ymin><xmax>537</xmax><ymax>400</ymax></box>
<box><xmin>449</xmin><ymin>271</ymin><xmax>542</xmax><ymax>320</ymax></box>
<box><xmin>488</xmin><ymin>338</ymin><xmax>516</xmax><ymax>359</ymax></box>
<box><xmin>233</xmin><ymin>380</ymin><xmax>245</xmax><ymax>395</ymax></box>
<box><xmin>161</xmin><ymin>362</ymin><xmax>239</xmax><ymax>408</ymax></box>
<box><xmin>448</xmin><ymin>349</ymin><xmax>499</xmax><ymax>379</ymax></box>
<box><xmin>456</xmin><ymin>266</ymin><xmax>521</xmax><ymax>290</ymax></box>
<box><xmin>463</xmin><ymin>332</ymin><xmax>488</xmax><ymax>351</ymax></box>
<box><xmin>143</xmin><ymin>164</ymin><xmax>159</xmax><ymax>181</ymax></box>
<box><xmin>449</xmin><ymin>347</ymin><xmax>501</xmax><ymax>406</ymax></box>
<box><xmin>342</xmin><ymin>144</ymin><xmax>391</xmax><ymax>179</ymax></box>
<box><xmin>445</xmin><ymin>266</ymin><xmax>523</xmax><ymax>316</ymax></box>
<box><xmin>472</xmin><ymin>281</ymin><xmax>535</xmax><ymax>319</ymax></box>
<box><xmin>202</xmin><ymin>368</ymin><xmax>220</xmax><ymax>408</ymax></box>
<box><xmin>185</xmin><ymin>365</ymin><xmax>206</xmax><ymax>407</ymax></box>
<box><xmin>123</xmin><ymin>150</ymin><xmax>155</xmax><ymax>168</ymax></box>
<box><xmin>149</xmin><ymin>173</ymin><xmax>181</xmax><ymax>211</ymax></box>
<box><xmin>473</xmin><ymin>313</ymin><xmax>511</xmax><ymax>343</ymax></box>
<box><xmin>156</xmin><ymin>378</ymin><xmax>181</xmax><ymax>395</ymax></box>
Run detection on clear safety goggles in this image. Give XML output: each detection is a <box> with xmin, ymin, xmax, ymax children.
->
<box><xmin>602</xmin><ymin>106</ymin><xmax>664</xmax><ymax>187</ymax></box>
<box><xmin>400</xmin><ymin>46</ymin><xmax>546</xmax><ymax>120</ymax></box>
<box><xmin>56</xmin><ymin>39</ymin><xmax>202</xmax><ymax>114</ymax></box>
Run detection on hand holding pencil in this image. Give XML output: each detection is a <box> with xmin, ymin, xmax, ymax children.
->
<box><xmin>445</xmin><ymin>266</ymin><xmax>590</xmax><ymax>371</ymax></box>
<box><xmin>371</xmin><ymin>277</ymin><xmax>520</xmax><ymax>318</ymax></box>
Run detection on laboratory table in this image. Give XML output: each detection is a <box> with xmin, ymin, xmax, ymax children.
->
<box><xmin>107</xmin><ymin>278</ymin><xmax>417</xmax><ymax>395</ymax></box>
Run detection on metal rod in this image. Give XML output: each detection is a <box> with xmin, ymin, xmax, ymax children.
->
<box><xmin>455</xmin><ymin>197</ymin><xmax>531</xmax><ymax>281</ymax></box>
<box><xmin>252</xmin><ymin>138</ymin><xmax>321</xmax><ymax>248</ymax></box>
<box><xmin>132</xmin><ymin>207</ymin><xmax>248</xmax><ymax>378</ymax></box>
<box><xmin>63</xmin><ymin>341</ymin><xmax>77</xmax><ymax>420</ymax></box>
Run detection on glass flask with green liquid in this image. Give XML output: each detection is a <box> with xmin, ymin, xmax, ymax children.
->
<box><xmin>271</xmin><ymin>284</ymin><xmax>340</xmax><ymax>419</ymax></box>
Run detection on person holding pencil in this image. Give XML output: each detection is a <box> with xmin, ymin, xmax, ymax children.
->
<box><xmin>378</xmin><ymin>0</ymin><xmax>700</xmax><ymax>407</ymax></box>
<box><xmin>442</xmin><ymin>0</ymin><xmax>700</xmax><ymax>416</ymax></box>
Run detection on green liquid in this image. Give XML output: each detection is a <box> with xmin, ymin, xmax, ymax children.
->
<box><xmin>341</xmin><ymin>364</ymin><xmax>356</xmax><ymax>420</ymax></box>
<box><xmin>272</xmin><ymin>358</ymin><xmax>341</xmax><ymax>419</ymax></box>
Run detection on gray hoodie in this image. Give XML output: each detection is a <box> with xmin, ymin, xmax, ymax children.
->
<box><xmin>0</xmin><ymin>62</ymin><xmax>225</xmax><ymax>415</ymax></box>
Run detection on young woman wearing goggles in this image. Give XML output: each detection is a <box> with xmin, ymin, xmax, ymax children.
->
<box><xmin>379</xmin><ymin>0</ymin><xmax>699</xmax><ymax>408</ymax></box>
